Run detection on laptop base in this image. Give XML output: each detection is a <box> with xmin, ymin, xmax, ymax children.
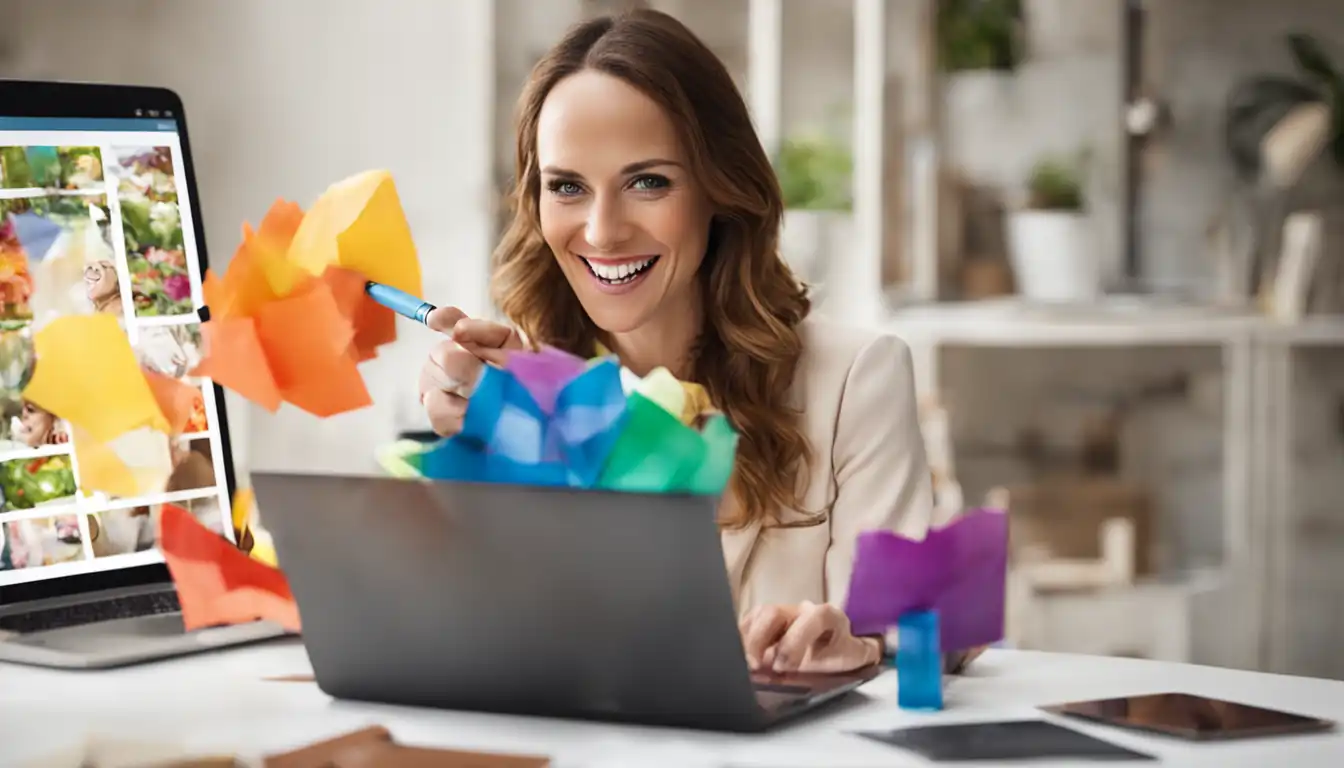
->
<box><xmin>0</xmin><ymin>612</ymin><xmax>290</xmax><ymax>670</ymax></box>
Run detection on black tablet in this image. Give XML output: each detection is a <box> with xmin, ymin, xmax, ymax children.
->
<box><xmin>1041</xmin><ymin>692</ymin><xmax>1336</xmax><ymax>741</ymax></box>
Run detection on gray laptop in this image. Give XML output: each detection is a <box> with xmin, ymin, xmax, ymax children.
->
<box><xmin>0</xmin><ymin>80</ymin><xmax>288</xmax><ymax>668</ymax></box>
<box><xmin>252</xmin><ymin>471</ymin><xmax>881</xmax><ymax>732</ymax></box>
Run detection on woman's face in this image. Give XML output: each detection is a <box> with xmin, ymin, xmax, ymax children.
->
<box><xmin>83</xmin><ymin>261</ymin><xmax>119</xmax><ymax>306</ymax></box>
<box><xmin>536</xmin><ymin>70</ymin><xmax>714</xmax><ymax>335</ymax></box>
<box><xmin>17</xmin><ymin>401</ymin><xmax>54</xmax><ymax>447</ymax></box>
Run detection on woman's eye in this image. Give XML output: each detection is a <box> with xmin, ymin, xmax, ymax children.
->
<box><xmin>546</xmin><ymin>179</ymin><xmax>584</xmax><ymax>197</ymax></box>
<box><xmin>631</xmin><ymin>174</ymin><xmax>670</xmax><ymax>192</ymax></box>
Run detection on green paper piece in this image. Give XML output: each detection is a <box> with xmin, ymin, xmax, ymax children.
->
<box><xmin>596</xmin><ymin>392</ymin><xmax>706</xmax><ymax>493</ymax></box>
<box><xmin>685</xmin><ymin>414</ymin><xmax>739</xmax><ymax>495</ymax></box>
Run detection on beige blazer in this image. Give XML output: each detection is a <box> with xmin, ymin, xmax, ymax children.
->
<box><xmin>720</xmin><ymin>315</ymin><xmax>939</xmax><ymax>618</ymax></box>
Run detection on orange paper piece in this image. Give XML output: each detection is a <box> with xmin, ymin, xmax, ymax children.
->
<box><xmin>23</xmin><ymin>315</ymin><xmax>170</xmax><ymax>443</ymax></box>
<box><xmin>192</xmin><ymin>172</ymin><xmax>417</xmax><ymax>417</ymax></box>
<box><xmin>142</xmin><ymin>368</ymin><xmax>200</xmax><ymax>434</ymax></box>
<box><xmin>159</xmin><ymin>503</ymin><xmax>300</xmax><ymax>633</ymax></box>
<box><xmin>253</xmin><ymin>280</ymin><xmax>372</xmax><ymax>416</ymax></box>
<box><xmin>321</xmin><ymin>266</ymin><xmax>396</xmax><ymax>362</ymax></box>
<box><xmin>193</xmin><ymin>317</ymin><xmax>282</xmax><ymax>411</ymax></box>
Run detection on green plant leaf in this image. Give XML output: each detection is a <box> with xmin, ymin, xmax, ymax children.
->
<box><xmin>1287</xmin><ymin>33</ymin><xmax>1340</xmax><ymax>90</ymax></box>
<box><xmin>1025</xmin><ymin>156</ymin><xmax>1084</xmax><ymax>210</ymax></box>
<box><xmin>1333</xmin><ymin>83</ymin><xmax>1344</xmax><ymax>166</ymax></box>
<box><xmin>776</xmin><ymin>136</ymin><xmax>852</xmax><ymax>211</ymax></box>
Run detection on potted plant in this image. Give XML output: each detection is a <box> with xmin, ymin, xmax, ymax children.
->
<box><xmin>1006</xmin><ymin>151</ymin><xmax>1099</xmax><ymax>302</ymax></box>
<box><xmin>938</xmin><ymin>0</ymin><xmax>1023</xmax><ymax>73</ymax></box>
<box><xmin>775</xmin><ymin>133</ymin><xmax>853</xmax><ymax>288</ymax></box>
<box><xmin>1225</xmin><ymin>32</ymin><xmax>1344</xmax><ymax>178</ymax></box>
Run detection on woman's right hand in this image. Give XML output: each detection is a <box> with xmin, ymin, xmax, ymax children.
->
<box><xmin>418</xmin><ymin>306</ymin><xmax>524</xmax><ymax>437</ymax></box>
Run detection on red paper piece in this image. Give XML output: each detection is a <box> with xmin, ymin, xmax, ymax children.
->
<box><xmin>158</xmin><ymin>503</ymin><xmax>301</xmax><ymax>633</ymax></box>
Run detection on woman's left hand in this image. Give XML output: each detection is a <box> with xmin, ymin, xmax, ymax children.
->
<box><xmin>739</xmin><ymin>601</ymin><xmax>881</xmax><ymax>674</ymax></box>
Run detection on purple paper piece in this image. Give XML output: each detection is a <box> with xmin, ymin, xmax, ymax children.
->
<box><xmin>7</xmin><ymin>212</ymin><xmax>63</xmax><ymax>263</ymax></box>
<box><xmin>843</xmin><ymin>508</ymin><xmax>1008</xmax><ymax>652</ymax></box>
<box><xmin>506</xmin><ymin>346</ymin><xmax>588</xmax><ymax>415</ymax></box>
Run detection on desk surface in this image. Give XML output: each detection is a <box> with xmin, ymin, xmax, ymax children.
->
<box><xmin>3</xmin><ymin>642</ymin><xmax>1343</xmax><ymax>766</ymax></box>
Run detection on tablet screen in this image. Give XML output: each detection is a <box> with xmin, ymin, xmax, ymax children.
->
<box><xmin>0</xmin><ymin>114</ymin><xmax>231</xmax><ymax>588</ymax></box>
<box><xmin>1041</xmin><ymin>693</ymin><xmax>1335</xmax><ymax>740</ymax></box>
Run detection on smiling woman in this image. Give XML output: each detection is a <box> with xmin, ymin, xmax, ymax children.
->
<box><xmin>419</xmin><ymin>9</ymin><xmax>944</xmax><ymax>676</ymax></box>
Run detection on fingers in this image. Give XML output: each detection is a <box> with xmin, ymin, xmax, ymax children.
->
<box><xmin>739</xmin><ymin>605</ymin><xmax>794</xmax><ymax>670</ymax></box>
<box><xmin>450</xmin><ymin>318</ymin><xmax>523</xmax><ymax>367</ymax></box>
<box><xmin>422</xmin><ymin>387</ymin><xmax>467</xmax><ymax>437</ymax></box>
<box><xmin>771</xmin><ymin>601</ymin><xmax>839</xmax><ymax>673</ymax></box>
<box><xmin>425</xmin><ymin>306</ymin><xmax>468</xmax><ymax>334</ymax></box>
<box><xmin>426</xmin><ymin>341</ymin><xmax>484</xmax><ymax>398</ymax></box>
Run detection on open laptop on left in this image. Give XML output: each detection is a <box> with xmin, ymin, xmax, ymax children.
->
<box><xmin>0</xmin><ymin>80</ymin><xmax>287</xmax><ymax>669</ymax></box>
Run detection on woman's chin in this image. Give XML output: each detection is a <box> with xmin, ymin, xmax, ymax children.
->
<box><xmin>581</xmin><ymin>304</ymin><xmax>654</xmax><ymax>337</ymax></box>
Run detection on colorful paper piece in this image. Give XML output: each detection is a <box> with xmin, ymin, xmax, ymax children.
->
<box><xmin>286</xmin><ymin>169</ymin><xmax>423</xmax><ymax>298</ymax></box>
<box><xmin>191</xmin><ymin>170</ymin><xmax>415</xmax><ymax>417</ymax></box>
<box><xmin>843</xmin><ymin>508</ymin><xmax>1009</xmax><ymax>652</ymax></box>
<box><xmin>412</xmin><ymin>346</ymin><xmax>738</xmax><ymax>494</ymax></box>
<box><xmin>230</xmin><ymin>487</ymin><xmax>277</xmax><ymax>568</ymax></box>
<box><xmin>71</xmin><ymin>426</ymin><xmax>172</xmax><ymax>498</ymax></box>
<box><xmin>7</xmin><ymin>212</ymin><xmax>63</xmax><ymax>262</ymax></box>
<box><xmin>141</xmin><ymin>368</ymin><xmax>200</xmax><ymax>434</ymax></box>
<box><xmin>158</xmin><ymin>503</ymin><xmax>299</xmax><ymax>633</ymax></box>
<box><xmin>22</xmin><ymin>314</ymin><xmax>170</xmax><ymax>443</ymax></box>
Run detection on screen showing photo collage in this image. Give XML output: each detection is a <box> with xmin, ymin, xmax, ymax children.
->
<box><xmin>0</xmin><ymin>143</ymin><xmax>224</xmax><ymax>575</ymax></box>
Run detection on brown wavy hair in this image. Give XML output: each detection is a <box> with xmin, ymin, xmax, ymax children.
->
<box><xmin>492</xmin><ymin>9</ymin><xmax>812</xmax><ymax>529</ymax></box>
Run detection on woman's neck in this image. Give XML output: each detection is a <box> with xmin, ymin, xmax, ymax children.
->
<box><xmin>602</xmin><ymin>290</ymin><xmax>703</xmax><ymax>380</ymax></box>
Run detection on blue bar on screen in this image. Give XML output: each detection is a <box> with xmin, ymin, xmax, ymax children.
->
<box><xmin>0</xmin><ymin>117</ymin><xmax>179</xmax><ymax>133</ymax></box>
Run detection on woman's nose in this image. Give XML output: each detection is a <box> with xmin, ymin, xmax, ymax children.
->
<box><xmin>584</xmin><ymin>195</ymin><xmax>632</xmax><ymax>253</ymax></box>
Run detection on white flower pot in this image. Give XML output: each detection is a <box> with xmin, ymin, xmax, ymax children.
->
<box><xmin>1006</xmin><ymin>210</ymin><xmax>1100</xmax><ymax>302</ymax></box>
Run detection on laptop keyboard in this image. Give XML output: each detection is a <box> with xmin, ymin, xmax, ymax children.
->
<box><xmin>0</xmin><ymin>591</ymin><xmax>180</xmax><ymax>634</ymax></box>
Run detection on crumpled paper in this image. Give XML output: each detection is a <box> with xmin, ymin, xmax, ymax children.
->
<box><xmin>399</xmin><ymin>346</ymin><xmax>738</xmax><ymax>495</ymax></box>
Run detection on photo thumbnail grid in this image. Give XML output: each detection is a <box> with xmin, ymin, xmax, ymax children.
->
<box><xmin>0</xmin><ymin>141</ymin><xmax>229</xmax><ymax>580</ymax></box>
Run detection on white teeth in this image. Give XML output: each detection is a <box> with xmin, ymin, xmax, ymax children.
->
<box><xmin>584</xmin><ymin>257</ymin><xmax>655</xmax><ymax>283</ymax></box>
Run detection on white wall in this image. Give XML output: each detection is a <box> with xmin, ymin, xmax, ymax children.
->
<box><xmin>5</xmin><ymin>0</ymin><xmax>497</xmax><ymax>479</ymax></box>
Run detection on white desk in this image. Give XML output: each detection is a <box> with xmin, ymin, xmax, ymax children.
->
<box><xmin>2</xmin><ymin>642</ymin><xmax>1343</xmax><ymax>766</ymax></box>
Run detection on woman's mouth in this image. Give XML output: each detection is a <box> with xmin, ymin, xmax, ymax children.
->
<box><xmin>579</xmin><ymin>255</ymin><xmax>660</xmax><ymax>292</ymax></box>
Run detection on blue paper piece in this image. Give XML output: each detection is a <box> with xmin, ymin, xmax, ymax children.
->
<box><xmin>419</xmin><ymin>353</ymin><xmax>631</xmax><ymax>489</ymax></box>
<box><xmin>419</xmin><ymin>434</ymin><xmax>570</xmax><ymax>487</ymax></box>
<box><xmin>7</xmin><ymin>212</ymin><xmax>63</xmax><ymax>262</ymax></box>
<box><xmin>552</xmin><ymin>359</ymin><xmax>628</xmax><ymax>487</ymax></box>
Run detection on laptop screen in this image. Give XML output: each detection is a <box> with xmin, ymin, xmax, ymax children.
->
<box><xmin>0</xmin><ymin>116</ymin><xmax>230</xmax><ymax>586</ymax></box>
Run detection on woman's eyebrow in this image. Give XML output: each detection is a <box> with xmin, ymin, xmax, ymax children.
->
<box><xmin>541</xmin><ymin>158</ymin><xmax>682</xmax><ymax>178</ymax></box>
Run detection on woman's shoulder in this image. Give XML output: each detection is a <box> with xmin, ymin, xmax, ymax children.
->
<box><xmin>796</xmin><ymin>313</ymin><xmax>916</xmax><ymax>388</ymax></box>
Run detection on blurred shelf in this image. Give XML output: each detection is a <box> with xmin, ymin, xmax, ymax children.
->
<box><xmin>1257</xmin><ymin>316</ymin><xmax>1344</xmax><ymax>346</ymax></box>
<box><xmin>876</xmin><ymin>298</ymin><xmax>1344</xmax><ymax>348</ymax></box>
<box><xmin>883</xmin><ymin>298</ymin><xmax>1264</xmax><ymax>347</ymax></box>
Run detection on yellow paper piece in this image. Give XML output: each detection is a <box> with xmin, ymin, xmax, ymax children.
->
<box><xmin>71</xmin><ymin>426</ymin><xmax>173</xmax><ymax>498</ymax></box>
<box><xmin>636</xmin><ymin>367</ymin><xmax>686</xmax><ymax>420</ymax></box>
<box><xmin>23</xmin><ymin>315</ymin><xmax>169</xmax><ymax>443</ymax></box>
<box><xmin>231</xmin><ymin>487</ymin><xmax>254</xmax><ymax>535</ymax></box>
<box><xmin>230</xmin><ymin>487</ymin><xmax>278</xmax><ymax>567</ymax></box>
<box><xmin>285</xmin><ymin>170</ymin><xmax>423</xmax><ymax>297</ymax></box>
<box><xmin>248</xmin><ymin>526</ymin><xmax>278</xmax><ymax>568</ymax></box>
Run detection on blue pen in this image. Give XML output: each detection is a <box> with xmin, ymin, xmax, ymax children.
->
<box><xmin>365</xmin><ymin>281</ymin><xmax>436</xmax><ymax>325</ymax></box>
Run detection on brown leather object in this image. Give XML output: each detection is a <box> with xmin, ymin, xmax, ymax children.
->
<box><xmin>262</xmin><ymin>726</ymin><xmax>550</xmax><ymax>768</ymax></box>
